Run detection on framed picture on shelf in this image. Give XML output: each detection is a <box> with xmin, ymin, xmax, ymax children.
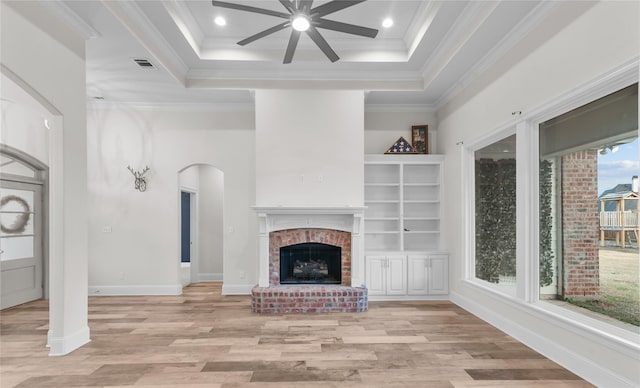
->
<box><xmin>411</xmin><ymin>125</ymin><xmax>428</xmax><ymax>154</ymax></box>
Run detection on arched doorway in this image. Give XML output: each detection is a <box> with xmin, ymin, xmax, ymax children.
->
<box><xmin>178</xmin><ymin>164</ymin><xmax>224</xmax><ymax>285</ymax></box>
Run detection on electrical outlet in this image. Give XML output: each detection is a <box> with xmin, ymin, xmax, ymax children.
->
<box><xmin>239</xmin><ymin>271</ymin><xmax>246</xmax><ymax>279</ymax></box>
<box><xmin>102</xmin><ymin>226</ymin><xmax>112</xmax><ymax>233</ymax></box>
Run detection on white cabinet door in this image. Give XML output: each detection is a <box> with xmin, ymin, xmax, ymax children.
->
<box><xmin>386</xmin><ymin>255</ymin><xmax>407</xmax><ymax>296</ymax></box>
<box><xmin>428</xmin><ymin>254</ymin><xmax>449</xmax><ymax>294</ymax></box>
<box><xmin>365</xmin><ymin>256</ymin><xmax>387</xmax><ymax>296</ymax></box>
<box><xmin>407</xmin><ymin>255</ymin><xmax>428</xmax><ymax>295</ymax></box>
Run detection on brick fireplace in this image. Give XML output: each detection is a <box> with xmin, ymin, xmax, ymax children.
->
<box><xmin>251</xmin><ymin>207</ymin><xmax>367</xmax><ymax>313</ymax></box>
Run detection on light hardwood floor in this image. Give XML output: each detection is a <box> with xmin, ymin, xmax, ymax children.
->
<box><xmin>1</xmin><ymin>283</ymin><xmax>592</xmax><ymax>387</ymax></box>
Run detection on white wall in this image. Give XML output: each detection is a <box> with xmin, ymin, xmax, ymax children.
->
<box><xmin>87</xmin><ymin>106</ymin><xmax>255</xmax><ymax>294</ymax></box>
<box><xmin>364</xmin><ymin>109</ymin><xmax>437</xmax><ymax>154</ymax></box>
<box><xmin>255</xmin><ymin>90</ymin><xmax>364</xmax><ymax>207</ymax></box>
<box><xmin>437</xmin><ymin>2</ymin><xmax>639</xmax><ymax>386</ymax></box>
<box><xmin>179</xmin><ymin>165</ymin><xmax>199</xmax><ymax>191</ymax></box>
<box><xmin>198</xmin><ymin>165</ymin><xmax>224</xmax><ymax>276</ymax></box>
<box><xmin>0</xmin><ymin>75</ymin><xmax>51</xmax><ymax>164</ymax></box>
<box><xmin>1</xmin><ymin>1</ymin><xmax>90</xmax><ymax>355</ymax></box>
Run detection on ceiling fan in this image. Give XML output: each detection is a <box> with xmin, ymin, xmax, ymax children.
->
<box><xmin>211</xmin><ymin>0</ymin><xmax>379</xmax><ymax>64</ymax></box>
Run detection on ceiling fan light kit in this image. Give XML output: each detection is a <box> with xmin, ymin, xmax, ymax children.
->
<box><xmin>292</xmin><ymin>15</ymin><xmax>310</xmax><ymax>32</ymax></box>
<box><xmin>211</xmin><ymin>0</ymin><xmax>378</xmax><ymax>64</ymax></box>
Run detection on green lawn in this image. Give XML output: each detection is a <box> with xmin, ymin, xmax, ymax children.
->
<box><xmin>568</xmin><ymin>248</ymin><xmax>640</xmax><ymax>326</ymax></box>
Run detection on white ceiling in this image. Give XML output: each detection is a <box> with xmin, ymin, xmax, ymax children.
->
<box><xmin>52</xmin><ymin>0</ymin><xmax>556</xmax><ymax>107</ymax></box>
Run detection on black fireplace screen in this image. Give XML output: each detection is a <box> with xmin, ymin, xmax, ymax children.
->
<box><xmin>280</xmin><ymin>243</ymin><xmax>341</xmax><ymax>284</ymax></box>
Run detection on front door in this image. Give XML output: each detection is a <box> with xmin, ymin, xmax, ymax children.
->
<box><xmin>0</xmin><ymin>180</ymin><xmax>43</xmax><ymax>309</ymax></box>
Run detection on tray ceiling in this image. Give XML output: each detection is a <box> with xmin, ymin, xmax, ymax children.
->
<box><xmin>51</xmin><ymin>0</ymin><xmax>559</xmax><ymax>107</ymax></box>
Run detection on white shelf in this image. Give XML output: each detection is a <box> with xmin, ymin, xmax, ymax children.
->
<box><xmin>364</xmin><ymin>154</ymin><xmax>443</xmax><ymax>254</ymax></box>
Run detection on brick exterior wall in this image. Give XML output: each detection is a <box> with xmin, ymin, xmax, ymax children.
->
<box><xmin>561</xmin><ymin>149</ymin><xmax>599</xmax><ymax>299</ymax></box>
<box><xmin>269</xmin><ymin>228</ymin><xmax>351</xmax><ymax>286</ymax></box>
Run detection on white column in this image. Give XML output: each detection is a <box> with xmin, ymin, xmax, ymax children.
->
<box><xmin>257</xmin><ymin>213</ymin><xmax>270</xmax><ymax>287</ymax></box>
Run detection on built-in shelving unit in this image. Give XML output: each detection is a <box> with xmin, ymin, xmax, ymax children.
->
<box><xmin>364</xmin><ymin>154</ymin><xmax>443</xmax><ymax>252</ymax></box>
<box><xmin>364</xmin><ymin>154</ymin><xmax>447</xmax><ymax>299</ymax></box>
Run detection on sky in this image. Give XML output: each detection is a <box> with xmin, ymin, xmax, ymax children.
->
<box><xmin>597</xmin><ymin>137</ymin><xmax>639</xmax><ymax>196</ymax></box>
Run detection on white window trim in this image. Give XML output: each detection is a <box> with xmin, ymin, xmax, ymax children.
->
<box><xmin>462</xmin><ymin>57</ymin><xmax>640</xmax><ymax>344</ymax></box>
<box><xmin>463</xmin><ymin>123</ymin><xmax>518</xmax><ymax>299</ymax></box>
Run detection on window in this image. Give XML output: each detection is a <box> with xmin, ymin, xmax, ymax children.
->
<box><xmin>472</xmin><ymin>134</ymin><xmax>517</xmax><ymax>292</ymax></box>
<box><xmin>539</xmin><ymin>83</ymin><xmax>639</xmax><ymax>326</ymax></box>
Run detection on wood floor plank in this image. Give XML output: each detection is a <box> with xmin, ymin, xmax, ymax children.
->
<box><xmin>0</xmin><ymin>282</ymin><xmax>594</xmax><ymax>388</ymax></box>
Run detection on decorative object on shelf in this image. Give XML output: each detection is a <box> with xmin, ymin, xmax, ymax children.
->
<box><xmin>384</xmin><ymin>136</ymin><xmax>418</xmax><ymax>154</ymax></box>
<box><xmin>411</xmin><ymin>125</ymin><xmax>428</xmax><ymax>154</ymax></box>
<box><xmin>127</xmin><ymin>165</ymin><xmax>150</xmax><ymax>192</ymax></box>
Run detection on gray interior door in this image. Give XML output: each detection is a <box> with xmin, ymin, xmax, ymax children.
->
<box><xmin>0</xmin><ymin>179</ymin><xmax>43</xmax><ymax>309</ymax></box>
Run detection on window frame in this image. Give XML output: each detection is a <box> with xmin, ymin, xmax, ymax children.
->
<box><xmin>462</xmin><ymin>59</ymin><xmax>639</xmax><ymax>342</ymax></box>
<box><xmin>463</xmin><ymin>124</ymin><xmax>519</xmax><ymax>299</ymax></box>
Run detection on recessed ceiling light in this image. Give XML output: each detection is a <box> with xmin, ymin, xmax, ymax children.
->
<box><xmin>214</xmin><ymin>16</ymin><xmax>226</xmax><ymax>26</ymax></box>
<box><xmin>382</xmin><ymin>18</ymin><xmax>393</xmax><ymax>28</ymax></box>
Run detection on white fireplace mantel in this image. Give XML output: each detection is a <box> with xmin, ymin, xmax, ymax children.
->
<box><xmin>253</xmin><ymin>206</ymin><xmax>366</xmax><ymax>288</ymax></box>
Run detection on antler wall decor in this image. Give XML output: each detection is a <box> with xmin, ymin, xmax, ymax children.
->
<box><xmin>127</xmin><ymin>165</ymin><xmax>150</xmax><ymax>192</ymax></box>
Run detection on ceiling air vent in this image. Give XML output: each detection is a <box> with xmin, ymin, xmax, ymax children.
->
<box><xmin>133</xmin><ymin>58</ymin><xmax>156</xmax><ymax>69</ymax></box>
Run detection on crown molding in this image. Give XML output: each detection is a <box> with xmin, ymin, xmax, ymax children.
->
<box><xmin>186</xmin><ymin>77</ymin><xmax>423</xmax><ymax>91</ymax></box>
<box><xmin>434</xmin><ymin>1</ymin><xmax>559</xmax><ymax>111</ymax></box>
<box><xmin>187</xmin><ymin>68</ymin><xmax>421</xmax><ymax>81</ymax></box>
<box><xmin>101</xmin><ymin>0</ymin><xmax>188</xmax><ymax>86</ymax></box>
<box><xmin>420</xmin><ymin>1</ymin><xmax>499</xmax><ymax>87</ymax></box>
<box><xmin>87</xmin><ymin>100</ymin><xmax>255</xmax><ymax>112</ymax></box>
<box><xmin>40</xmin><ymin>0</ymin><xmax>101</xmax><ymax>40</ymax></box>
<box><xmin>405</xmin><ymin>0</ymin><xmax>443</xmax><ymax>59</ymax></box>
<box><xmin>365</xmin><ymin>104</ymin><xmax>436</xmax><ymax>113</ymax></box>
<box><xmin>162</xmin><ymin>0</ymin><xmax>203</xmax><ymax>57</ymax></box>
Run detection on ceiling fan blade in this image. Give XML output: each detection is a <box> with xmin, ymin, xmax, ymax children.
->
<box><xmin>278</xmin><ymin>0</ymin><xmax>295</xmax><ymax>14</ymax></box>
<box><xmin>316</xmin><ymin>18</ymin><xmax>378</xmax><ymax>38</ymax></box>
<box><xmin>212</xmin><ymin>1</ymin><xmax>290</xmax><ymax>19</ymax></box>
<box><xmin>298</xmin><ymin>0</ymin><xmax>314</xmax><ymax>13</ymax></box>
<box><xmin>238</xmin><ymin>22</ymin><xmax>290</xmax><ymax>46</ymax></box>
<box><xmin>283</xmin><ymin>30</ymin><xmax>301</xmax><ymax>64</ymax></box>
<box><xmin>306</xmin><ymin>26</ymin><xmax>339</xmax><ymax>62</ymax></box>
<box><xmin>310</xmin><ymin>0</ymin><xmax>366</xmax><ymax>18</ymax></box>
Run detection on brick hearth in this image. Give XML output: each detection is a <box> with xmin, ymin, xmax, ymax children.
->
<box><xmin>251</xmin><ymin>285</ymin><xmax>367</xmax><ymax>313</ymax></box>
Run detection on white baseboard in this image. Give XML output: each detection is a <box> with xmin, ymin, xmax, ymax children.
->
<box><xmin>368</xmin><ymin>294</ymin><xmax>449</xmax><ymax>301</ymax></box>
<box><xmin>196</xmin><ymin>273</ymin><xmax>223</xmax><ymax>282</ymax></box>
<box><xmin>88</xmin><ymin>284</ymin><xmax>182</xmax><ymax>296</ymax></box>
<box><xmin>48</xmin><ymin>325</ymin><xmax>91</xmax><ymax>356</ymax></box>
<box><xmin>450</xmin><ymin>291</ymin><xmax>638</xmax><ymax>388</ymax></box>
<box><xmin>221</xmin><ymin>283</ymin><xmax>254</xmax><ymax>295</ymax></box>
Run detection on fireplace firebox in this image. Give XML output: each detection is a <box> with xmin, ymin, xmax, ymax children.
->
<box><xmin>280</xmin><ymin>243</ymin><xmax>341</xmax><ymax>285</ymax></box>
